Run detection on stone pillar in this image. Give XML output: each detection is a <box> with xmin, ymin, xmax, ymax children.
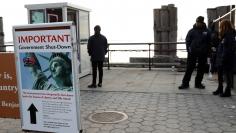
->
<box><xmin>168</xmin><ymin>5</ymin><xmax>177</xmax><ymax>56</ymax></box>
<box><xmin>0</xmin><ymin>17</ymin><xmax>5</xmax><ymax>52</ymax></box>
<box><xmin>235</xmin><ymin>6</ymin><xmax>236</xmax><ymax>28</ymax></box>
<box><xmin>153</xmin><ymin>4</ymin><xmax>177</xmax><ymax>56</ymax></box>
<box><xmin>230</xmin><ymin>5</ymin><xmax>235</xmax><ymax>27</ymax></box>
<box><xmin>153</xmin><ymin>9</ymin><xmax>161</xmax><ymax>55</ymax></box>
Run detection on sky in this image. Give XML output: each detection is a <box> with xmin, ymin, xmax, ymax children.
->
<box><xmin>0</xmin><ymin>0</ymin><xmax>235</xmax><ymax>43</ymax></box>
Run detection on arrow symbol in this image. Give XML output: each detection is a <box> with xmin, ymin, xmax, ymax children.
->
<box><xmin>27</xmin><ymin>103</ymin><xmax>38</xmax><ymax>124</ymax></box>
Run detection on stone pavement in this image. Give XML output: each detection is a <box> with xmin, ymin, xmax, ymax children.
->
<box><xmin>1</xmin><ymin>68</ymin><xmax>236</xmax><ymax>133</ymax></box>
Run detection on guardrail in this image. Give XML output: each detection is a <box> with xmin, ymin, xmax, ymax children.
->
<box><xmin>0</xmin><ymin>44</ymin><xmax>14</xmax><ymax>52</ymax></box>
<box><xmin>0</xmin><ymin>42</ymin><xmax>188</xmax><ymax>71</ymax></box>
<box><xmin>213</xmin><ymin>7</ymin><xmax>236</xmax><ymax>23</ymax></box>
<box><xmin>107</xmin><ymin>42</ymin><xmax>186</xmax><ymax>70</ymax></box>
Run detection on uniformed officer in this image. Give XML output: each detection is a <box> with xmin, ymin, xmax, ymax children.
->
<box><xmin>179</xmin><ymin>16</ymin><xmax>211</xmax><ymax>89</ymax></box>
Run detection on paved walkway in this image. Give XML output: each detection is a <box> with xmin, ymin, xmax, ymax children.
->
<box><xmin>1</xmin><ymin>68</ymin><xmax>236</xmax><ymax>133</ymax></box>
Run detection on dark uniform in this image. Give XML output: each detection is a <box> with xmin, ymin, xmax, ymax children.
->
<box><xmin>208</xmin><ymin>21</ymin><xmax>220</xmax><ymax>73</ymax></box>
<box><xmin>179</xmin><ymin>16</ymin><xmax>211</xmax><ymax>89</ymax></box>
<box><xmin>87</xmin><ymin>25</ymin><xmax>108</xmax><ymax>88</ymax></box>
<box><xmin>213</xmin><ymin>29</ymin><xmax>236</xmax><ymax>97</ymax></box>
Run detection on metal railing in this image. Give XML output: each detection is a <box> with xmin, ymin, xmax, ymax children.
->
<box><xmin>107</xmin><ymin>42</ymin><xmax>186</xmax><ymax>70</ymax></box>
<box><xmin>213</xmin><ymin>7</ymin><xmax>236</xmax><ymax>23</ymax></box>
<box><xmin>0</xmin><ymin>44</ymin><xmax>14</xmax><ymax>52</ymax></box>
<box><xmin>0</xmin><ymin>42</ymin><xmax>187</xmax><ymax>71</ymax></box>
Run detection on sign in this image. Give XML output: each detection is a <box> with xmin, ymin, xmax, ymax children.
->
<box><xmin>28</xmin><ymin>103</ymin><xmax>38</xmax><ymax>124</ymax></box>
<box><xmin>13</xmin><ymin>22</ymin><xmax>80</xmax><ymax>133</ymax></box>
<box><xmin>0</xmin><ymin>53</ymin><xmax>20</xmax><ymax>118</ymax></box>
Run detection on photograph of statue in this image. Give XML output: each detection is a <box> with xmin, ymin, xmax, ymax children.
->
<box><xmin>20</xmin><ymin>52</ymin><xmax>73</xmax><ymax>91</ymax></box>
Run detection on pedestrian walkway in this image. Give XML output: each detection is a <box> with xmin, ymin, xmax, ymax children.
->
<box><xmin>80</xmin><ymin>68</ymin><xmax>231</xmax><ymax>95</ymax></box>
<box><xmin>0</xmin><ymin>68</ymin><xmax>236</xmax><ymax>133</ymax></box>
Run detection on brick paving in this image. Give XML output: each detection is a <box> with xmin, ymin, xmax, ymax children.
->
<box><xmin>0</xmin><ymin>68</ymin><xmax>236</xmax><ymax>133</ymax></box>
<box><xmin>80</xmin><ymin>91</ymin><xmax>236</xmax><ymax>133</ymax></box>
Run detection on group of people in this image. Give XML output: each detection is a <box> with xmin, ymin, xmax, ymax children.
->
<box><xmin>179</xmin><ymin>16</ymin><xmax>236</xmax><ymax>97</ymax></box>
<box><xmin>87</xmin><ymin>17</ymin><xmax>235</xmax><ymax>98</ymax></box>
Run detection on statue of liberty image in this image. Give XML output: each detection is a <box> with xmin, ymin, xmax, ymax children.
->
<box><xmin>23</xmin><ymin>52</ymin><xmax>73</xmax><ymax>91</ymax></box>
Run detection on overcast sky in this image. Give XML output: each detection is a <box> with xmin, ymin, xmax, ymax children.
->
<box><xmin>0</xmin><ymin>0</ymin><xmax>235</xmax><ymax>42</ymax></box>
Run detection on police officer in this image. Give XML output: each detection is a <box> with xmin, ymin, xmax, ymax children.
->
<box><xmin>179</xmin><ymin>16</ymin><xmax>211</xmax><ymax>89</ymax></box>
<box><xmin>212</xmin><ymin>20</ymin><xmax>236</xmax><ymax>97</ymax></box>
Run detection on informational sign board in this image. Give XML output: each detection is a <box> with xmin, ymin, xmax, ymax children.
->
<box><xmin>0</xmin><ymin>53</ymin><xmax>20</xmax><ymax>118</ymax></box>
<box><xmin>13</xmin><ymin>22</ymin><xmax>80</xmax><ymax>133</ymax></box>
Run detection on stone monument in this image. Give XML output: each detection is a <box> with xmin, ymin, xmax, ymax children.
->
<box><xmin>153</xmin><ymin>4</ymin><xmax>177</xmax><ymax>56</ymax></box>
<box><xmin>129</xmin><ymin>4</ymin><xmax>179</xmax><ymax>68</ymax></box>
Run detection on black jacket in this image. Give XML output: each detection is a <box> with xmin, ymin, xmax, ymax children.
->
<box><xmin>185</xmin><ymin>24</ymin><xmax>211</xmax><ymax>55</ymax></box>
<box><xmin>87</xmin><ymin>34</ymin><xmax>108</xmax><ymax>61</ymax></box>
<box><xmin>216</xmin><ymin>30</ymin><xmax>236</xmax><ymax>70</ymax></box>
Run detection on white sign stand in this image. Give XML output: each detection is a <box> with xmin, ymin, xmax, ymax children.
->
<box><xmin>13</xmin><ymin>22</ymin><xmax>81</xmax><ymax>133</ymax></box>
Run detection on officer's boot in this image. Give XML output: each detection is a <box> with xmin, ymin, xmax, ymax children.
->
<box><xmin>220</xmin><ymin>87</ymin><xmax>231</xmax><ymax>97</ymax></box>
<box><xmin>212</xmin><ymin>86</ymin><xmax>223</xmax><ymax>95</ymax></box>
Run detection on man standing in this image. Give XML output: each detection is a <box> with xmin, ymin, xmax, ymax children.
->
<box><xmin>179</xmin><ymin>16</ymin><xmax>211</xmax><ymax>89</ymax></box>
<box><xmin>87</xmin><ymin>25</ymin><xmax>108</xmax><ymax>88</ymax></box>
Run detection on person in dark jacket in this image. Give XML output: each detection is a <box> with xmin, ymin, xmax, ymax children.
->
<box><xmin>208</xmin><ymin>21</ymin><xmax>220</xmax><ymax>74</ymax></box>
<box><xmin>87</xmin><ymin>25</ymin><xmax>108</xmax><ymax>88</ymax></box>
<box><xmin>212</xmin><ymin>19</ymin><xmax>235</xmax><ymax>97</ymax></box>
<box><xmin>179</xmin><ymin>16</ymin><xmax>211</xmax><ymax>89</ymax></box>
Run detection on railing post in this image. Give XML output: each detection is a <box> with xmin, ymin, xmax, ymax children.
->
<box><xmin>107</xmin><ymin>44</ymin><xmax>110</xmax><ymax>70</ymax></box>
<box><xmin>148</xmin><ymin>43</ymin><xmax>151</xmax><ymax>70</ymax></box>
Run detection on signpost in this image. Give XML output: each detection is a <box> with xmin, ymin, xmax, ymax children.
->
<box><xmin>13</xmin><ymin>22</ymin><xmax>81</xmax><ymax>133</ymax></box>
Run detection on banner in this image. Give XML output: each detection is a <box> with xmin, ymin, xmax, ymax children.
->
<box><xmin>0</xmin><ymin>53</ymin><xmax>20</xmax><ymax>118</ymax></box>
<box><xmin>13</xmin><ymin>22</ymin><xmax>80</xmax><ymax>133</ymax></box>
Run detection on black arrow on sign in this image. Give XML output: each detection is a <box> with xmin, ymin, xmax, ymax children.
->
<box><xmin>27</xmin><ymin>103</ymin><xmax>38</xmax><ymax>124</ymax></box>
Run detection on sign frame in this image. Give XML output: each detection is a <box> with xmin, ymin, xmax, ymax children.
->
<box><xmin>13</xmin><ymin>22</ymin><xmax>81</xmax><ymax>133</ymax></box>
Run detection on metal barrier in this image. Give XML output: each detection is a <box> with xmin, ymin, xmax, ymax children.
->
<box><xmin>107</xmin><ymin>42</ymin><xmax>186</xmax><ymax>70</ymax></box>
<box><xmin>0</xmin><ymin>42</ymin><xmax>187</xmax><ymax>71</ymax></box>
<box><xmin>213</xmin><ymin>7</ymin><xmax>236</xmax><ymax>23</ymax></box>
<box><xmin>0</xmin><ymin>44</ymin><xmax>14</xmax><ymax>52</ymax></box>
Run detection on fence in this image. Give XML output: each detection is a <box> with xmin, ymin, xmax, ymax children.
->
<box><xmin>0</xmin><ymin>44</ymin><xmax>13</xmax><ymax>52</ymax></box>
<box><xmin>213</xmin><ymin>7</ymin><xmax>236</xmax><ymax>23</ymax></box>
<box><xmin>106</xmin><ymin>42</ymin><xmax>186</xmax><ymax>70</ymax></box>
<box><xmin>0</xmin><ymin>42</ymin><xmax>187</xmax><ymax>71</ymax></box>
